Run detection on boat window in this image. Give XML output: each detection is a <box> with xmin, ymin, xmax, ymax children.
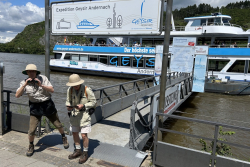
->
<box><xmin>191</xmin><ymin>20</ymin><xmax>201</xmax><ymax>26</ymax></box>
<box><xmin>200</xmin><ymin>19</ymin><xmax>206</xmax><ymax>26</ymax></box>
<box><xmin>64</xmin><ymin>54</ymin><xmax>71</xmax><ymax>60</ymax></box>
<box><xmin>89</xmin><ymin>55</ymin><xmax>98</xmax><ymax>62</ymax></box>
<box><xmin>214</xmin><ymin>18</ymin><xmax>221</xmax><ymax>25</ymax></box>
<box><xmin>222</xmin><ymin>18</ymin><xmax>230</xmax><ymax>26</ymax></box>
<box><xmin>80</xmin><ymin>55</ymin><xmax>88</xmax><ymax>61</ymax></box>
<box><xmin>145</xmin><ymin>57</ymin><xmax>155</xmax><ymax>68</ymax></box>
<box><xmin>121</xmin><ymin>56</ymin><xmax>131</xmax><ymax>67</ymax></box>
<box><xmin>208</xmin><ymin>18</ymin><xmax>214</xmax><ymax>25</ymax></box>
<box><xmin>227</xmin><ymin>60</ymin><xmax>245</xmax><ymax>73</ymax></box>
<box><xmin>133</xmin><ymin>56</ymin><xmax>144</xmax><ymax>68</ymax></box>
<box><xmin>110</xmin><ymin>56</ymin><xmax>118</xmax><ymax>66</ymax></box>
<box><xmin>99</xmin><ymin>56</ymin><xmax>108</xmax><ymax>65</ymax></box>
<box><xmin>71</xmin><ymin>54</ymin><xmax>79</xmax><ymax>61</ymax></box>
<box><xmin>247</xmin><ymin>61</ymin><xmax>250</xmax><ymax>73</ymax></box>
<box><xmin>54</xmin><ymin>53</ymin><xmax>62</xmax><ymax>59</ymax></box>
<box><xmin>208</xmin><ymin>59</ymin><xmax>229</xmax><ymax>71</ymax></box>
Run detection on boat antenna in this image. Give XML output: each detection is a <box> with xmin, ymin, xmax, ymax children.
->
<box><xmin>220</xmin><ymin>6</ymin><xmax>223</xmax><ymax>14</ymax></box>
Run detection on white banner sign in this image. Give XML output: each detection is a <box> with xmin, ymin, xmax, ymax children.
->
<box><xmin>194</xmin><ymin>46</ymin><xmax>209</xmax><ymax>55</ymax></box>
<box><xmin>51</xmin><ymin>0</ymin><xmax>162</xmax><ymax>35</ymax></box>
<box><xmin>155</xmin><ymin>45</ymin><xmax>163</xmax><ymax>76</ymax></box>
<box><xmin>173</xmin><ymin>37</ymin><xmax>197</xmax><ymax>46</ymax></box>
<box><xmin>170</xmin><ymin>37</ymin><xmax>196</xmax><ymax>73</ymax></box>
<box><xmin>192</xmin><ymin>55</ymin><xmax>208</xmax><ymax>93</ymax></box>
<box><xmin>170</xmin><ymin>46</ymin><xmax>195</xmax><ymax>73</ymax></box>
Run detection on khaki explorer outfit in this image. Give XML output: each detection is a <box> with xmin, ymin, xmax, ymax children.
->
<box><xmin>16</xmin><ymin>64</ymin><xmax>69</xmax><ymax>157</ymax></box>
<box><xmin>65</xmin><ymin>74</ymin><xmax>96</xmax><ymax>164</ymax></box>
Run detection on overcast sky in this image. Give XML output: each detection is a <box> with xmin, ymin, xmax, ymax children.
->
<box><xmin>0</xmin><ymin>0</ymin><xmax>242</xmax><ymax>43</ymax></box>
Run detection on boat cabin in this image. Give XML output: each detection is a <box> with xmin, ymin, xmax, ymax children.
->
<box><xmin>184</xmin><ymin>13</ymin><xmax>233</xmax><ymax>31</ymax></box>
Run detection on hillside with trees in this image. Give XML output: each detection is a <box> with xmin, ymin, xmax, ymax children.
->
<box><xmin>0</xmin><ymin>21</ymin><xmax>90</xmax><ymax>54</ymax></box>
<box><xmin>0</xmin><ymin>0</ymin><xmax>250</xmax><ymax>54</ymax></box>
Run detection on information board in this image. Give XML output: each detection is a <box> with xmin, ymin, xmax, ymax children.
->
<box><xmin>51</xmin><ymin>0</ymin><xmax>162</xmax><ymax>35</ymax></box>
<box><xmin>170</xmin><ymin>37</ymin><xmax>196</xmax><ymax>73</ymax></box>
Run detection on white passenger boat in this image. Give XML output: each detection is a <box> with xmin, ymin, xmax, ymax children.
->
<box><xmin>50</xmin><ymin>13</ymin><xmax>250</xmax><ymax>88</ymax></box>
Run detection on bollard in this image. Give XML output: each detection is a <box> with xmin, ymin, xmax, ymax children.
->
<box><xmin>0</xmin><ymin>62</ymin><xmax>4</xmax><ymax>135</ymax></box>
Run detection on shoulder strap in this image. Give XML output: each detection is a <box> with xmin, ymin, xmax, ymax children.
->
<box><xmin>70</xmin><ymin>85</ymin><xmax>88</xmax><ymax>100</ymax></box>
<box><xmin>85</xmin><ymin>86</ymin><xmax>88</xmax><ymax>99</ymax></box>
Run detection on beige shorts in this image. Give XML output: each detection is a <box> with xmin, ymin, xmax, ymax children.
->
<box><xmin>70</xmin><ymin>124</ymin><xmax>91</xmax><ymax>134</ymax></box>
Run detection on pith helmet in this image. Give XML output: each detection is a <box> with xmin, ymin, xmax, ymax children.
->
<box><xmin>22</xmin><ymin>64</ymin><xmax>40</xmax><ymax>75</ymax></box>
<box><xmin>66</xmin><ymin>74</ymin><xmax>84</xmax><ymax>86</ymax></box>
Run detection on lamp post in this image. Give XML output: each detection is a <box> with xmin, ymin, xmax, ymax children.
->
<box><xmin>157</xmin><ymin>0</ymin><xmax>173</xmax><ymax>141</ymax></box>
<box><xmin>44</xmin><ymin>0</ymin><xmax>50</xmax><ymax>133</ymax></box>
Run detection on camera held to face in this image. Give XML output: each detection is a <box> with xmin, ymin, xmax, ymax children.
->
<box><xmin>25</xmin><ymin>78</ymin><xmax>38</xmax><ymax>84</ymax></box>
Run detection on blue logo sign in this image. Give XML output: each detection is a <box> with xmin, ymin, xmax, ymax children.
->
<box><xmin>132</xmin><ymin>0</ymin><xmax>153</xmax><ymax>25</ymax></box>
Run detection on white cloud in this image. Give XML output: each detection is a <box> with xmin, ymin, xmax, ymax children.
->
<box><xmin>0</xmin><ymin>2</ymin><xmax>44</xmax><ymax>43</ymax></box>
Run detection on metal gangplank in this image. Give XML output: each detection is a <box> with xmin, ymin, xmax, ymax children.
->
<box><xmin>0</xmin><ymin>60</ymin><xmax>193</xmax><ymax>166</ymax></box>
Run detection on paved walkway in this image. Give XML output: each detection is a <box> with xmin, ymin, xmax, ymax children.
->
<box><xmin>0</xmin><ymin>131</ymin><xmax>152</xmax><ymax>167</ymax></box>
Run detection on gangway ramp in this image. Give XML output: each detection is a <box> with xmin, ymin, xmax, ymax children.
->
<box><xmin>38</xmin><ymin>100</ymin><xmax>150</xmax><ymax>167</ymax></box>
<box><xmin>2</xmin><ymin>73</ymin><xmax>193</xmax><ymax>167</ymax></box>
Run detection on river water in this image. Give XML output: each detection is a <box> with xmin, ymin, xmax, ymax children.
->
<box><xmin>1</xmin><ymin>52</ymin><xmax>250</xmax><ymax>160</ymax></box>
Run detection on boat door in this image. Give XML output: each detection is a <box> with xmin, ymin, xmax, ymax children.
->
<box><xmin>244</xmin><ymin>60</ymin><xmax>250</xmax><ymax>81</ymax></box>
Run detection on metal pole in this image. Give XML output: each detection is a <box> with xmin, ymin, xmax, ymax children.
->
<box><xmin>157</xmin><ymin>0</ymin><xmax>173</xmax><ymax>140</ymax></box>
<box><xmin>0</xmin><ymin>62</ymin><xmax>3</xmax><ymax>135</ymax></box>
<box><xmin>211</xmin><ymin>125</ymin><xmax>219</xmax><ymax>167</ymax></box>
<box><xmin>45</xmin><ymin>0</ymin><xmax>50</xmax><ymax>133</ymax></box>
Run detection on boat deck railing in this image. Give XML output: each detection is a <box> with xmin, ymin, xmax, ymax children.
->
<box><xmin>55</xmin><ymin>43</ymin><xmax>250</xmax><ymax>49</ymax></box>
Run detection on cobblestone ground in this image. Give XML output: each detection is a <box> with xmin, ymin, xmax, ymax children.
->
<box><xmin>0</xmin><ymin>131</ymin><xmax>135</xmax><ymax>167</ymax></box>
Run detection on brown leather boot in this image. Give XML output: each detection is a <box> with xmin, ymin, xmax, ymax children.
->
<box><xmin>26</xmin><ymin>144</ymin><xmax>34</xmax><ymax>157</ymax></box>
<box><xmin>79</xmin><ymin>151</ymin><xmax>88</xmax><ymax>164</ymax></box>
<box><xmin>62</xmin><ymin>137</ymin><xmax>69</xmax><ymax>149</ymax></box>
<box><xmin>68</xmin><ymin>149</ymin><xmax>82</xmax><ymax>159</ymax></box>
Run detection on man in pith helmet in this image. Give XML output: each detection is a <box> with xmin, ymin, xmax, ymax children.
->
<box><xmin>16</xmin><ymin>64</ymin><xmax>69</xmax><ymax>157</ymax></box>
<box><xmin>66</xmin><ymin>74</ymin><xmax>96</xmax><ymax>164</ymax></box>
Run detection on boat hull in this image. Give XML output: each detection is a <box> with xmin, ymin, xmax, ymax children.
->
<box><xmin>205</xmin><ymin>82</ymin><xmax>250</xmax><ymax>95</ymax></box>
<box><xmin>50</xmin><ymin>65</ymin><xmax>152</xmax><ymax>79</ymax></box>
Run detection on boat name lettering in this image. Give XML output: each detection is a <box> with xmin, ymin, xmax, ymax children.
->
<box><xmin>70</xmin><ymin>61</ymin><xmax>78</xmax><ymax>65</ymax></box>
<box><xmin>110</xmin><ymin>56</ymin><xmax>118</xmax><ymax>66</ymax></box>
<box><xmin>124</xmin><ymin>47</ymin><xmax>155</xmax><ymax>54</ymax></box>
<box><xmin>110</xmin><ymin>55</ymin><xmax>154</xmax><ymax>68</ymax></box>
<box><xmin>137</xmin><ymin>69</ymin><xmax>154</xmax><ymax>74</ymax></box>
<box><xmin>122</xmin><ymin>57</ymin><xmax>130</xmax><ymax>66</ymax></box>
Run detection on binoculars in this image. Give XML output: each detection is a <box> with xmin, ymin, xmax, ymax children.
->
<box><xmin>25</xmin><ymin>79</ymin><xmax>38</xmax><ymax>83</ymax></box>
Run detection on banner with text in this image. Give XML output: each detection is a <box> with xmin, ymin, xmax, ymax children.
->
<box><xmin>51</xmin><ymin>0</ymin><xmax>162</xmax><ymax>35</ymax></box>
<box><xmin>192</xmin><ymin>55</ymin><xmax>207</xmax><ymax>93</ymax></box>
<box><xmin>170</xmin><ymin>37</ymin><xmax>196</xmax><ymax>73</ymax></box>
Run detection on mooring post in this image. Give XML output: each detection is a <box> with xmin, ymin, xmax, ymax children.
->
<box><xmin>44</xmin><ymin>0</ymin><xmax>51</xmax><ymax>133</ymax></box>
<box><xmin>0</xmin><ymin>62</ymin><xmax>4</xmax><ymax>135</ymax></box>
<box><xmin>158</xmin><ymin>0</ymin><xmax>173</xmax><ymax>141</ymax></box>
